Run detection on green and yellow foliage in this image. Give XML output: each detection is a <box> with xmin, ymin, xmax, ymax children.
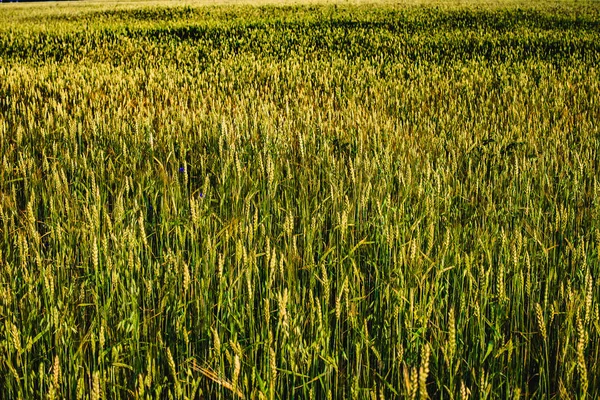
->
<box><xmin>0</xmin><ymin>0</ymin><xmax>599</xmax><ymax>398</ymax></box>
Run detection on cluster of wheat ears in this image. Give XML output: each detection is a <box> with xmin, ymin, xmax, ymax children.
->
<box><xmin>0</xmin><ymin>1</ymin><xmax>599</xmax><ymax>399</ymax></box>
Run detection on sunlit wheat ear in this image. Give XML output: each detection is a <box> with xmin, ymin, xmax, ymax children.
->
<box><xmin>182</xmin><ymin>261</ymin><xmax>190</xmax><ymax>293</ymax></box>
<box><xmin>190</xmin><ymin>196</ymin><xmax>198</xmax><ymax>226</ymax></box>
<box><xmin>92</xmin><ymin>236</ymin><xmax>99</xmax><ymax>271</ymax></box>
<box><xmin>409</xmin><ymin>238</ymin><xmax>417</xmax><ymax>264</ymax></box>
<box><xmin>138</xmin><ymin>211</ymin><xmax>148</xmax><ymax>249</ymax></box>
<box><xmin>167</xmin><ymin>346</ymin><xmax>181</xmax><ymax>396</ymax></box>
<box><xmin>284</xmin><ymin>211</ymin><xmax>294</xmax><ymax>239</ymax></box>
<box><xmin>246</xmin><ymin>266</ymin><xmax>253</xmax><ymax>305</ymax></box>
<box><xmin>234</xmin><ymin>238</ymin><xmax>243</xmax><ymax>267</ymax></box>
<box><xmin>460</xmin><ymin>381</ymin><xmax>470</xmax><ymax>400</ymax></box>
<box><xmin>409</xmin><ymin>366</ymin><xmax>418</xmax><ymax>400</ymax></box>
<box><xmin>419</xmin><ymin>344</ymin><xmax>431</xmax><ymax>399</ymax></box>
<box><xmin>269</xmin><ymin>346</ymin><xmax>278</xmax><ymax>390</ymax></box>
<box><xmin>234</xmin><ymin>152</ymin><xmax>243</xmax><ymax>178</ymax></box>
<box><xmin>91</xmin><ymin>371</ymin><xmax>101</xmax><ymax>400</ymax></box>
<box><xmin>137</xmin><ymin>374</ymin><xmax>145</xmax><ymax>398</ymax></box>
<box><xmin>509</xmin><ymin>386</ymin><xmax>522</xmax><ymax>400</ymax></box>
<box><xmin>535</xmin><ymin>303</ymin><xmax>547</xmax><ymax>341</ymax></box>
<box><xmin>497</xmin><ymin>262</ymin><xmax>506</xmax><ymax>302</ymax></box>
<box><xmin>549</xmin><ymin>303</ymin><xmax>556</xmax><ymax>326</ymax></box>
<box><xmin>212</xmin><ymin>327</ymin><xmax>221</xmax><ymax>355</ymax></box>
<box><xmin>9</xmin><ymin>321</ymin><xmax>21</xmax><ymax>354</ymax></box>
<box><xmin>270</xmin><ymin>248</ymin><xmax>277</xmax><ymax>283</ymax></box>
<box><xmin>340</xmin><ymin>208</ymin><xmax>348</xmax><ymax>241</ymax></box>
<box><xmin>75</xmin><ymin>374</ymin><xmax>85</xmax><ymax>400</ymax></box>
<box><xmin>576</xmin><ymin>314</ymin><xmax>588</xmax><ymax>395</ymax></box>
<box><xmin>218</xmin><ymin>252</ymin><xmax>224</xmax><ymax>282</ymax></box>
<box><xmin>232</xmin><ymin>354</ymin><xmax>241</xmax><ymax>392</ymax></box>
<box><xmin>15</xmin><ymin>125</ymin><xmax>23</xmax><ymax>147</ymax></box>
<box><xmin>43</xmin><ymin>269</ymin><xmax>55</xmax><ymax>303</ymax></box>
<box><xmin>26</xmin><ymin>198</ymin><xmax>36</xmax><ymax>238</ymax></box>
<box><xmin>278</xmin><ymin>255</ymin><xmax>285</xmax><ymax>282</ymax></box>
<box><xmin>447</xmin><ymin>308</ymin><xmax>456</xmax><ymax>361</ymax></box>
<box><xmin>18</xmin><ymin>232</ymin><xmax>29</xmax><ymax>272</ymax></box>
<box><xmin>321</xmin><ymin>263</ymin><xmax>330</xmax><ymax>299</ymax></box>
<box><xmin>99</xmin><ymin>325</ymin><xmax>105</xmax><ymax>355</ymax></box>
<box><xmin>278</xmin><ymin>288</ymin><xmax>289</xmax><ymax>338</ymax></box>
<box><xmin>558</xmin><ymin>379</ymin><xmax>571</xmax><ymax>400</ymax></box>
<box><xmin>584</xmin><ymin>270</ymin><xmax>593</xmax><ymax>323</ymax></box>
<box><xmin>48</xmin><ymin>355</ymin><xmax>61</xmax><ymax>400</ymax></box>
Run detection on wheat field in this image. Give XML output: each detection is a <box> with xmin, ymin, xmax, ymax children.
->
<box><xmin>0</xmin><ymin>0</ymin><xmax>599</xmax><ymax>398</ymax></box>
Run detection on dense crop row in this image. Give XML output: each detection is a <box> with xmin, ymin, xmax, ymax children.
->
<box><xmin>1</xmin><ymin>1</ymin><xmax>599</xmax><ymax>399</ymax></box>
<box><xmin>2</xmin><ymin>6</ymin><xmax>600</xmax><ymax>66</ymax></box>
